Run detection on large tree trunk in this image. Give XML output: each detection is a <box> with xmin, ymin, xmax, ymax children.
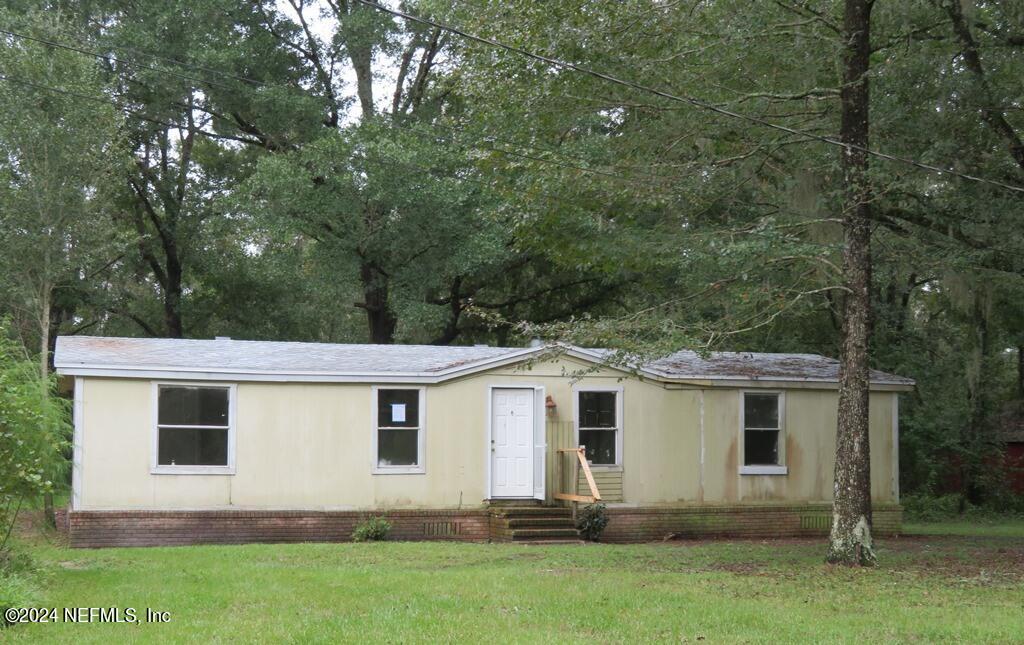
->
<box><xmin>827</xmin><ymin>0</ymin><xmax>876</xmax><ymax>566</ymax></box>
<box><xmin>164</xmin><ymin>248</ymin><xmax>184</xmax><ymax>338</ymax></box>
<box><xmin>359</xmin><ymin>260</ymin><xmax>397</xmax><ymax>344</ymax></box>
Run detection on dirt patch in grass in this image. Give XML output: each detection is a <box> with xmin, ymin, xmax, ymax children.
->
<box><xmin>882</xmin><ymin>535</ymin><xmax>1024</xmax><ymax>585</ymax></box>
<box><xmin>659</xmin><ymin>534</ymin><xmax>1024</xmax><ymax>585</ymax></box>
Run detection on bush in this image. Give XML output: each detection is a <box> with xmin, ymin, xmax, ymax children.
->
<box><xmin>352</xmin><ymin>516</ymin><xmax>391</xmax><ymax>542</ymax></box>
<box><xmin>902</xmin><ymin>493</ymin><xmax>963</xmax><ymax>522</ymax></box>
<box><xmin>902</xmin><ymin>492</ymin><xmax>1024</xmax><ymax>522</ymax></box>
<box><xmin>0</xmin><ymin>323</ymin><xmax>70</xmax><ymax>551</ymax></box>
<box><xmin>576</xmin><ymin>503</ymin><xmax>608</xmax><ymax>541</ymax></box>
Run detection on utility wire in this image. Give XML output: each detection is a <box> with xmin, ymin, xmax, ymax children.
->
<box><xmin>0</xmin><ymin>73</ymin><xmax>232</xmax><ymax>139</ymax></box>
<box><xmin>0</xmin><ymin>73</ymin><xmax>608</xmax><ymax>213</ymax></box>
<box><xmin>0</xmin><ymin>26</ymin><xmax>268</xmax><ymax>87</ymax></box>
<box><xmin>0</xmin><ymin>27</ymin><xmax>247</xmax><ymax>93</ymax></box>
<box><xmin>0</xmin><ymin>23</ymin><xmax>729</xmax><ymax>193</ymax></box>
<box><xmin>354</xmin><ymin>0</ymin><xmax>1024</xmax><ymax>196</ymax></box>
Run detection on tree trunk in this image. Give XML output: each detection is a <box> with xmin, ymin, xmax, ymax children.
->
<box><xmin>38</xmin><ymin>283</ymin><xmax>56</xmax><ymax>529</ymax></box>
<box><xmin>359</xmin><ymin>261</ymin><xmax>397</xmax><ymax>344</ymax></box>
<box><xmin>39</xmin><ymin>283</ymin><xmax>51</xmax><ymax>382</ymax></box>
<box><xmin>1017</xmin><ymin>345</ymin><xmax>1023</xmax><ymax>400</ymax></box>
<box><xmin>827</xmin><ymin>0</ymin><xmax>875</xmax><ymax>566</ymax></box>
<box><xmin>163</xmin><ymin>252</ymin><xmax>184</xmax><ymax>341</ymax></box>
<box><xmin>961</xmin><ymin>290</ymin><xmax>993</xmax><ymax>509</ymax></box>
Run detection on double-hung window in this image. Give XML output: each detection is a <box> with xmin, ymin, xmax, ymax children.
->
<box><xmin>373</xmin><ymin>387</ymin><xmax>425</xmax><ymax>474</ymax></box>
<box><xmin>575</xmin><ymin>387</ymin><xmax>622</xmax><ymax>467</ymax></box>
<box><xmin>740</xmin><ymin>391</ymin><xmax>787</xmax><ymax>475</ymax></box>
<box><xmin>154</xmin><ymin>383</ymin><xmax>235</xmax><ymax>474</ymax></box>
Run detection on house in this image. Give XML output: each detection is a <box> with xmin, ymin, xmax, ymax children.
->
<box><xmin>997</xmin><ymin>404</ymin><xmax>1024</xmax><ymax>494</ymax></box>
<box><xmin>53</xmin><ymin>336</ymin><xmax>914</xmax><ymax>546</ymax></box>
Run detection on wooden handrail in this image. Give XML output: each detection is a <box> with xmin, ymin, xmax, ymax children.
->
<box><xmin>576</xmin><ymin>448</ymin><xmax>601</xmax><ymax>502</ymax></box>
<box><xmin>553</xmin><ymin>447</ymin><xmax>602</xmax><ymax>503</ymax></box>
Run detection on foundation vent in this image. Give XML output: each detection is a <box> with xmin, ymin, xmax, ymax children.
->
<box><xmin>423</xmin><ymin>521</ymin><xmax>460</xmax><ymax>537</ymax></box>
<box><xmin>800</xmin><ymin>514</ymin><xmax>832</xmax><ymax>531</ymax></box>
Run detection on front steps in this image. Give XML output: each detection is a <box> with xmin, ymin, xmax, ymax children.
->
<box><xmin>489</xmin><ymin>504</ymin><xmax>581</xmax><ymax>544</ymax></box>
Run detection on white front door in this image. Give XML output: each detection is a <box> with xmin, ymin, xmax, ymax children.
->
<box><xmin>491</xmin><ymin>388</ymin><xmax>535</xmax><ymax>498</ymax></box>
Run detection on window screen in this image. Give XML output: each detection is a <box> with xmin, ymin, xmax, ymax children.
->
<box><xmin>578</xmin><ymin>390</ymin><xmax>618</xmax><ymax>465</ymax></box>
<box><xmin>157</xmin><ymin>385</ymin><xmax>230</xmax><ymax>467</ymax></box>
<box><xmin>376</xmin><ymin>389</ymin><xmax>421</xmax><ymax>467</ymax></box>
<box><xmin>743</xmin><ymin>393</ymin><xmax>780</xmax><ymax>466</ymax></box>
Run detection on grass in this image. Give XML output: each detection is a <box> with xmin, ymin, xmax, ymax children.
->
<box><xmin>903</xmin><ymin>517</ymin><xmax>1024</xmax><ymax>537</ymax></box>
<box><xmin>3</xmin><ymin>522</ymin><xmax>1023</xmax><ymax>644</ymax></box>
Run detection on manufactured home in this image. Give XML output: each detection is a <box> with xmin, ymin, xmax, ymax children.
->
<box><xmin>54</xmin><ymin>336</ymin><xmax>913</xmax><ymax>546</ymax></box>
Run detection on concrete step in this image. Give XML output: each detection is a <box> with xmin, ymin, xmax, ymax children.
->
<box><xmin>506</xmin><ymin>517</ymin><xmax>576</xmax><ymax>528</ymax></box>
<box><xmin>490</xmin><ymin>506</ymin><xmax>571</xmax><ymax>518</ymax></box>
<box><xmin>510</xmin><ymin>527</ymin><xmax>580</xmax><ymax>540</ymax></box>
<box><xmin>516</xmin><ymin>539</ymin><xmax>585</xmax><ymax>546</ymax></box>
<box><xmin>487</xmin><ymin>499</ymin><xmax>543</xmax><ymax>508</ymax></box>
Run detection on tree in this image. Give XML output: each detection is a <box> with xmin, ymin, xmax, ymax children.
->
<box><xmin>0</xmin><ymin>322</ymin><xmax>69</xmax><ymax>550</ymax></box>
<box><xmin>239</xmin><ymin>0</ymin><xmax>626</xmax><ymax>344</ymax></box>
<box><xmin>0</xmin><ymin>10</ymin><xmax>121</xmax><ymax>372</ymax></box>
<box><xmin>826</xmin><ymin>0</ymin><xmax>876</xmax><ymax>566</ymax></box>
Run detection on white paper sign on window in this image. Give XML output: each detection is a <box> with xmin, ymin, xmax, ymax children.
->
<box><xmin>391</xmin><ymin>403</ymin><xmax>406</xmax><ymax>423</ymax></box>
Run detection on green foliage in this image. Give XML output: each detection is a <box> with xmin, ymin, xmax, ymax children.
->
<box><xmin>0</xmin><ymin>0</ymin><xmax>1022</xmax><ymax>514</ymax></box>
<box><xmin>575</xmin><ymin>503</ymin><xmax>608</xmax><ymax>542</ymax></box>
<box><xmin>903</xmin><ymin>492</ymin><xmax>1024</xmax><ymax>523</ymax></box>
<box><xmin>0</xmin><ymin>323</ymin><xmax>69</xmax><ymax>550</ymax></box>
<box><xmin>901</xmin><ymin>493</ymin><xmax>966</xmax><ymax>522</ymax></box>
<box><xmin>351</xmin><ymin>516</ymin><xmax>392</xmax><ymax>542</ymax></box>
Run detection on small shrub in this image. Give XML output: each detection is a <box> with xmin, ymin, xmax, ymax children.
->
<box><xmin>576</xmin><ymin>503</ymin><xmax>608</xmax><ymax>541</ymax></box>
<box><xmin>902</xmin><ymin>493</ymin><xmax>967</xmax><ymax>522</ymax></box>
<box><xmin>352</xmin><ymin>516</ymin><xmax>391</xmax><ymax>542</ymax></box>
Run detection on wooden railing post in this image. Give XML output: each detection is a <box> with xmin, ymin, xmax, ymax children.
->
<box><xmin>552</xmin><ymin>445</ymin><xmax>602</xmax><ymax>506</ymax></box>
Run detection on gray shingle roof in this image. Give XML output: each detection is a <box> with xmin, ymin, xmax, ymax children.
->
<box><xmin>54</xmin><ymin>336</ymin><xmax>914</xmax><ymax>387</ymax></box>
<box><xmin>54</xmin><ymin>336</ymin><xmax>521</xmax><ymax>375</ymax></box>
<box><xmin>582</xmin><ymin>348</ymin><xmax>914</xmax><ymax>386</ymax></box>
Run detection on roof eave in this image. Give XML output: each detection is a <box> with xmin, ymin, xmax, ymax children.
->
<box><xmin>54</xmin><ymin>340</ymin><xmax>916</xmax><ymax>389</ymax></box>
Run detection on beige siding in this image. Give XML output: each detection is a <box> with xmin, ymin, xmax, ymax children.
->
<box><xmin>576</xmin><ymin>470</ymin><xmax>624</xmax><ymax>503</ymax></box>
<box><xmin>75</xmin><ymin>356</ymin><xmax>899</xmax><ymax>510</ymax></box>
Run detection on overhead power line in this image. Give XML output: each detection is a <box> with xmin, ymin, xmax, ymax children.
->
<box><xmin>0</xmin><ymin>24</ymin><xmax>691</xmax><ymax>195</ymax></box>
<box><xmin>354</xmin><ymin>0</ymin><xmax>1024</xmax><ymax>196</ymax></box>
<box><xmin>0</xmin><ymin>73</ymin><xmax>230</xmax><ymax>139</ymax></box>
<box><xmin>0</xmin><ymin>73</ymin><xmax>608</xmax><ymax>213</ymax></box>
<box><xmin>0</xmin><ymin>27</ymin><xmax>247</xmax><ymax>93</ymax></box>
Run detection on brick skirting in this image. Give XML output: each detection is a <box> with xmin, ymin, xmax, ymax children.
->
<box><xmin>68</xmin><ymin>509</ymin><xmax>490</xmax><ymax>548</ymax></box>
<box><xmin>600</xmin><ymin>503</ymin><xmax>902</xmax><ymax>543</ymax></box>
<box><xmin>67</xmin><ymin>503</ymin><xmax>901</xmax><ymax>547</ymax></box>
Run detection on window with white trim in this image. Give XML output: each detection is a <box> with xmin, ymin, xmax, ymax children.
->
<box><xmin>156</xmin><ymin>384</ymin><xmax>232</xmax><ymax>468</ymax></box>
<box><xmin>742</xmin><ymin>392</ymin><xmax>782</xmax><ymax>466</ymax></box>
<box><xmin>373</xmin><ymin>387</ymin><xmax>424</xmax><ymax>473</ymax></box>
<box><xmin>576</xmin><ymin>389</ymin><xmax>620</xmax><ymax>466</ymax></box>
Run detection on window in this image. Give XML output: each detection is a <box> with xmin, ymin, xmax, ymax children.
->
<box><xmin>741</xmin><ymin>392</ymin><xmax>787</xmax><ymax>475</ymax></box>
<box><xmin>373</xmin><ymin>387</ymin><xmax>425</xmax><ymax>473</ymax></box>
<box><xmin>154</xmin><ymin>384</ymin><xmax>234</xmax><ymax>474</ymax></box>
<box><xmin>576</xmin><ymin>388</ymin><xmax>621</xmax><ymax>467</ymax></box>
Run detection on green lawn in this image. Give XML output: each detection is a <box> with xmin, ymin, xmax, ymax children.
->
<box><xmin>4</xmin><ymin>525</ymin><xmax>1024</xmax><ymax>644</ymax></box>
<box><xmin>903</xmin><ymin>517</ymin><xmax>1024</xmax><ymax>537</ymax></box>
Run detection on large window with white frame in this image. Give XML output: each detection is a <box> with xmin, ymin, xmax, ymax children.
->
<box><xmin>373</xmin><ymin>387</ymin><xmax>425</xmax><ymax>474</ymax></box>
<box><xmin>741</xmin><ymin>391</ymin><xmax>786</xmax><ymax>474</ymax></box>
<box><xmin>154</xmin><ymin>383</ymin><xmax>235</xmax><ymax>473</ymax></box>
<box><xmin>575</xmin><ymin>387</ymin><xmax>622</xmax><ymax>467</ymax></box>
